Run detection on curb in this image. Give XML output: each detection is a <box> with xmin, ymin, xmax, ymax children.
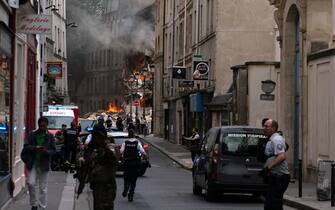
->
<box><xmin>142</xmin><ymin>136</ymin><xmax>320</xmax><ymax>210</ymax></box>
<box><xmin>141</xmin><ymin>137</ymin><xmax>192</xmax><ymax>171</ymax></box>
<box><xmin>283</xmin><ymin>196</ymin><xmax>319</xmax><ymax>210</ymax></box>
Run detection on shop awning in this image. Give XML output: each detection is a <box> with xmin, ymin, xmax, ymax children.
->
<box><xmin>206</xmin><ymin>93</ymin><xmax>232</xmax><ymax>111</ymax></box>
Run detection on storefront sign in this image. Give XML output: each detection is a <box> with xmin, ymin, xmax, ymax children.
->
<box><xmin>17</xmin><ymin>15</ymin><xmax>52</xmax><ymax>34</ymax></box>
<box><xmin>0</xmin><ymin>23</ymin><xmax>12</xmax><ymax>57</ymax></box>
<box><xmin>260</xmin><ymin>94</ymin><xmax>275</xmax><ymax>101</ymax></box>
<box><xmin>193</xmin><ymin>60</ymin><xmax>209</xmax><ymax>80</ymax></box>
<box><xmin>47</xmin><ymin>62</ymin><xmax>63</xmax><ymax>78</ymax></box>
<box><xmin>178</xmin><ymin>80</ymin><xmax>194</xmax><ymax>88</ymax></box>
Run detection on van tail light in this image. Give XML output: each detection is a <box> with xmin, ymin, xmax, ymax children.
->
<box><xmin>211</xmin><ymin>144</ymin><xmax>219</xmax><ymax>164</ymax></box>
<box><xmin>210</xmin><ymin>144</ymin><xmax>219</xmax><ymax>180</ymax></box>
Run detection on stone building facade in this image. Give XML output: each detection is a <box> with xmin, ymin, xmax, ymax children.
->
<box><xmin>268</xmin><ymin>0</ymin><xmax>335</xmax><ymax>181</ymax></box>
<box><xmin>154</xmin><ymin>0</ymin><xmax>277</xmax><ymax>143</ymax></box>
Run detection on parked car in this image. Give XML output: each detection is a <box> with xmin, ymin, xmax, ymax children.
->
<box><xmin>107</xmin><ymin>131</ymin><xmax>150</xmax><ymax>176</ymax></box>
<box><xmin>192</xmin><ymin>126</ymin><xmax>269</xmax><ymax>201</ymax></box>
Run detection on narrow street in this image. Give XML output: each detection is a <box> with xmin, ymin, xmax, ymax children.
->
<box><xmin>111</xmin><ymin>146</ymin><xmax>296</xmax><ymax>210</ymax></box>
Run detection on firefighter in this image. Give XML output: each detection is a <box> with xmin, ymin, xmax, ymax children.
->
<box><xmin>120</xmin><ymin>129</ymin><xmax>147</xmax><ymax>202</ymax></box>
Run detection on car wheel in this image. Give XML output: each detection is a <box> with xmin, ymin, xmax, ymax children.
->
<box><xmin>204</xmin><ymin>180</ymin><xmax>217</xmax><ymax>202</ymax></box>
<box><xmin>193</xmin><ymin>176</ymin><xmax>202</xmax><ymax>195</ymax></box>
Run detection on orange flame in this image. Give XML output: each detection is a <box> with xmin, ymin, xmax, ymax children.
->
<box><xmin>107</xmin><ymin>102</ymin><xmax>124</xmax><ymax>113</ymax></box>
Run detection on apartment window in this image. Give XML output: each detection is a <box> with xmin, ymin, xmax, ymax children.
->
<box><xmin>207</xmin><ymin>0</ymin><xmax>210</xmax><ymax>34</ymax></box>
<box><xmin>200</xmin><ymin>4</ymin><xmax>203</xmax><ymax>38</ymax></box>
<box><xmin>58</xmin><ymin>28</ymin><xmax>61</xmax><ymax>53</ymax></box>
<box><xmin>179</xmin><ymin>22</ymin><xmax>183</xmax><ymax>59</ymax></box>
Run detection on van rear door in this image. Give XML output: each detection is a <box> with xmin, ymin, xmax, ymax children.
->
<box><xmin>218</xmin><ymin>132</ymin><xmax>268</xmax><ymax>185</ymax></box>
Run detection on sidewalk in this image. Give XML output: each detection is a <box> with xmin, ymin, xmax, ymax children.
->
<box><xmin>3</xmin><ymin>172</ymin><xmax>75</xmax><ymax>210</ymax></box>
<box><xmin>142</xmin><ymin>134</ymin><xmax>335</xmax><ymax>210</ymax></box>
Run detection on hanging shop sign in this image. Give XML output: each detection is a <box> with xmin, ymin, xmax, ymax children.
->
<box><xmin>47</xmin><ymin>62</ymin><xmax>63</xmax><ymax>78</ymax></box>
<box><xmin>17</xmin><ymin>15</ymin><xmax>52</xmax><ymax>34</ymax></box>
<box><xmin>0</xmin><ymin>22</ymin><xmax>12</xmax><ymax>57</ymax></box>
<box><xmin>178</xmin><ymin>80</ymin><xmax>194</xmax><ymax>88</ymax></box>
<box><xmin>193</xmin><ymin>60</ymin><xmax>209</xmax><ymax>80</ymax></box>
<box><xmin>172</xmin><ymin>66</ymin><xmax>186</xmax><ymax>79</ymax></box>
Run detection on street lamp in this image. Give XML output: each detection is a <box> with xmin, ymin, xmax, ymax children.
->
<box><xmin>45</xmin><ymin>4</ymin><xmax>59</xmax><ymax>11</ymax></box>
<box><xmin>66</xmin><ymin>22</ymin><xmax>78</xmax><ymax>28</ymax></box>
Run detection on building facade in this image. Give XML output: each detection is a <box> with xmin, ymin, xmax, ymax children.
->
<box><xmin>43</xmin><ymin>0</ymin><xmax>69</xmax><ymax>105</ymax></box>
<box><xmin>268</xmin><ymin>0</ymin><xmax>335</xmax><ymax>181</ymax></box>
<box><xmin>154</xmin><ymin>0</ymin><xmax>277</xmax><ymax>144</ymax></box>
<box><xmin>75</xmin><ymin>47</ymin><xmax>125</xmax><ymax>115</ymax></box>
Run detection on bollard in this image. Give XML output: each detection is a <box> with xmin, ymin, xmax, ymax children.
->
<box><xmin>299</xmin><ymin>159</ymin><xmax>302</xmax><ymax>198</ymax></box>
<box><xmin>332</xmin><ymin>163</ymin><xmax>335</xmax><ymax>206</ymax></box>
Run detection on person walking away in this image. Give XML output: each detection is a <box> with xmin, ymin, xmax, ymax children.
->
<box><xmin>64</xmin><ymin>122</ymin><xmax>79</xmax><ymax>167</ymax></box>
<box><xmin>262</xmin><ymin>119</ymin><xmax>290</xmax><ymax>210</ymax></box>
<box><xmin>116</xmin><ymin>117</ymin><xmax>124</xmax><ymax>131</ymax></box>
<box><xmin>20</xmin><ymin>117</ymin><xmax>56</xmax><ymax>210</ymax></box>
<box><xmin>106</xmin><ymin>117</ymin><xmax>113</xmax><ymax>132</ymax></box>
<box><xmin>183</xmin><ymin>128</ymin><xmax>200</xmax><ymax>162</ymax></box>
<box><xmin>84</xmin><ymin>127</ymin><xmax>117</xmax><ymax>210</ymax></box>
<box><xmin>120</xmin><ymin>129</ymin><xmax>147</xmax><ymax>202</ymax></box>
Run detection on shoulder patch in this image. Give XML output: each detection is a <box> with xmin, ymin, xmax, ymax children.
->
<box><xmin>276</xmin><ymin>143</ymin><xmax>284</xmax><ymax>151</ymax></box>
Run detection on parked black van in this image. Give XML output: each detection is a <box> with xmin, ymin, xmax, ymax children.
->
<box><xmin>192</xmin><ymin>126</ymin><xmax>269</xmax><ymax>201</ymax></box>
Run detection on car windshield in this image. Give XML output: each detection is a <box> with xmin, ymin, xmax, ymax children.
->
<box><xmin>79</xmin><ymin>120</ymin><xmax>95</xmax><ymax>130</ymax></box>
<box><xmin>221</xmin><ymin>133</ymin><xmax>267</xmax><ymax>157</ymax></box>
<box><xmin>45</xmin><ymin>116</ymin><xmax>74</xmax><ymax>129</ymax></box>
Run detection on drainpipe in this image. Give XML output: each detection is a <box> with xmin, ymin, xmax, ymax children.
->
<box><xmin>293</xmin><ymin>16</ymin><xmax>301</xmax><ymax>178</ymax></box>
<box><xmin>195</xmin><ymin>0</ymin><xmax>199</xmax><ymax>54</ymax></box>
<box><xmin>183</xmin><ymin>0</ymin><xmax>187</xmax><ymax>67</ymax></box>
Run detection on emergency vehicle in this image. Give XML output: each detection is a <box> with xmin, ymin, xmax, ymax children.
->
<box><xmin>42</xmin><ymin>105</ymin><xmax>79</xmax><ymax>135</ymax></box>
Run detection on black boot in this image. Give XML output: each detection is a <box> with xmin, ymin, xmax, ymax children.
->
<box><xmin>128</xmin><ymin>193</ymin><xmax>133</xmax><ymax>202</ymax></box>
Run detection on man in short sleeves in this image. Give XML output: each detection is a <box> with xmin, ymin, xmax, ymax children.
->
<box><xmin>263</xmin><ymin>119</ymin><xmax>290</xmax><ymax>210</ymax></box>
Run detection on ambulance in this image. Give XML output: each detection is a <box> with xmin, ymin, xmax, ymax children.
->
<box><xmin>42</xmin><ymin>105</ymin><xmax>79</xmax><ymax>135</ymax></box>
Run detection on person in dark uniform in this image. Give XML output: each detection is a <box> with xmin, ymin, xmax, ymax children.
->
<box><xmin>64</xmin><ymin>122</ymin><xmax>79</xmax><ymax>166</ymax></box>
<box><xmin>83</xmin><ymin>127</ymin><xmax>116</xmax><ymax>210</ymax></box>
<box><xmin>262</xmin><ymin>119</ymin><xmax>290</xmax><ymax>210</ymax></box>
<box><xmin>120</xmin><ymin>129</ymin><xmax>147</xmax><ymax>202</ymax></box>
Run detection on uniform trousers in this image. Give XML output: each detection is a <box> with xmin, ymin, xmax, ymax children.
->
<box><xmin>264</xmin><ymin>173</ymin><xmax>290</xmax><ymax>210</ymax></box>
<box><xmin>91</xmin><ymin>183</ymin><xmax>116</xmax><ymax>210</ymax></box>
<box><xmin>123</xmin><ymin>160</ymin><xmax>140</xmax><ymax>196</ymax></box>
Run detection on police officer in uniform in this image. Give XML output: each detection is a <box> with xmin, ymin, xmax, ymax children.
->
<box><xmin>64</xmin><ymin>122</ymin><xmax>79</xmax><ymax>166</ymax></box>
<box><xmin>120</xmin><ymin>129</ymin><xmax>147</xmax><ymax>202</ymax></box>
<box><xmin>263</xmin><ymin>119</ymin><xmax>290</xmax><ymax>210</ymax></box>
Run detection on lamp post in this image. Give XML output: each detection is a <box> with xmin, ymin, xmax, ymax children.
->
<box><xmin>142</xmin><ymin>69</ymin><xmax>148</xmax><ymax>119</ymax></box>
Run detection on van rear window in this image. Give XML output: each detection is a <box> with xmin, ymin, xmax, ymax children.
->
<box><xmin>222</xmin><ymin>133</ymin><xmax>268</xmax><ymax>157</ymax></box>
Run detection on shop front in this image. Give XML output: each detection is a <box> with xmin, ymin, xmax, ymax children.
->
<box><xmin>0</xmin><ymin>21</ymin><xmax>13</xmax><ymax>208</ymax></box>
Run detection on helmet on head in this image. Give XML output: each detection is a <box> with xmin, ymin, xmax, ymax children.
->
<box><xmin>97</xmin><ymin>116</ymin><xmax>104</xmax><ymax>125</ymax></box>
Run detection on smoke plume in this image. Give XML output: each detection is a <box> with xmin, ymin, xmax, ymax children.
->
<box><xmin>67</xmin><ymin>0</ymin><xmax>155</xmax><ymax>52</ymax></box>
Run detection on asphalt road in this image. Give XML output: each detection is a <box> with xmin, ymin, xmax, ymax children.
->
<box><xmin>114</xmin><ymin>146</ymin><xmax>297</xmax><ymax>210</ymax></box>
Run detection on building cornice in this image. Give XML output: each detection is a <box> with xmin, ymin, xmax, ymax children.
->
<box><xmin>0</xmin><ymin>0</ymin><xmax>12</xmax><ymax>14</ymax></box>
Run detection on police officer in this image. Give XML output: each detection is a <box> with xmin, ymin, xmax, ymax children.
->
<box><xmin>120</xmin><ymin>129</ymin><xmax>147</xmax><ymax>202</ymax></box>
<box><xmin>263</xmin><ymin>119</ymin><xmax>290</xmax><ymax>210</ymax></box>
<box><xmin>64</xmin><ymin>122</ymin><xmax>79</xmax><ymax>166</ymax></box>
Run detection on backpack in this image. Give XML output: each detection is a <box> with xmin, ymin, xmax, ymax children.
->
<box><xmin>123</xmin><ymin>140</ymin><xmax>140</xmax><ymax>161</ymax></box>
<box><xmin>88</xmin><ymin>147</ymin><xmax>116</xmax><ymax>183</ymax></box>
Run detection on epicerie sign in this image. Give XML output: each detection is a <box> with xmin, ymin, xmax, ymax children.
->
<box><xmin>17</xmin><ymin>15</ymin><xmax>52</xmax><ymax>34</ymax></box>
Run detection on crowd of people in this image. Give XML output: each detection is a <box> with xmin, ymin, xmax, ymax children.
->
<box><xmin>20</xmin><ymin>114</ymin><xmax>290</xmax><ymax>210</ymax></box>
<box><xmin>21</xmin><ymin>115</ymin><xmax>148</xmax><ymax>210</ymax></box>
